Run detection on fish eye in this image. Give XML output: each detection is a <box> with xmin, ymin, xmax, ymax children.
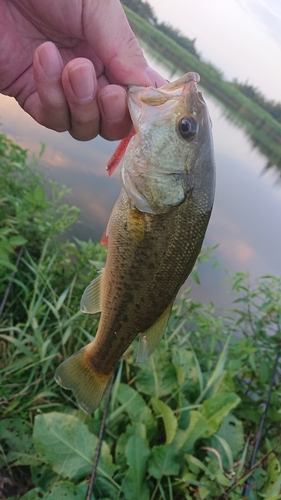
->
<box><xmin>178</xmin><ymin>117</ymin><xmax>198</xmax><ymax>140</ymax></box>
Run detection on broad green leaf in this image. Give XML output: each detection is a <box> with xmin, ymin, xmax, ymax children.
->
<box><xmin>0</xmin><ymin>418</ymin><xmax>39</xmax><ymax>466</ymax></box>
<box><xmin>151</xmin><ymin>397</ymin><xmax>178</xmax><ymax>444</ymax></box>
<box><xmin>248</xmin><ymin>352</ymin><xmax>256</xmax><ymax>373</ymax></box>
<box><xmin>211</xmin><ymin>369</ymin><xmax>236</xmax><ymax>396</ymax></box>
<box><xmin>198</xmin><ymin>484</ymin><xmax>212</xmax><ymax>500</ymax></box>
<box><xmin>21</xmin><ymin>481</ymin><xmax>88</xmax><ymax>500</ymax></box>
<box><xmin>260</xmin><ymin>360</ymin><xmax>270</xmax><ymax>384</ymax></box>
<box><xmin>262</xmin><ymin>442</ymin><xmax>281</xmax><ymax>498</ymax></box>
<box><xmin>211</xmin><ymin>414</ymin><xmax>244</xmax><ymax>466</ymax></box>
<box><xmin>24</xmin><ymin>186</ymin><xmax>47</xmax><ymax>208</ymax></box>
<box><xmin>9</xmin><ymin>235</ymin><xmax>27</xmax><ymax>246</ymax></box>
<box><xmin>115</xmin><ymin>383</ymin><xmax>156</xmax><ymax>438</ymax></box>
<box><xmin>33</xmin><ymin>412</ymin><xmax>116</xmax><ymax>482</ymax></box>
<box><xmin>0</xmin><ymin>258</ymin><xmax>17</xmax><ymax>271</ymax></box>
<box><xmin>20</xmin><ymin>488</ymin><xmax>45</xmax><ymax>499</ymax></box>
<box><xmin>172</xmin><ymin>349</ymin><xmax>202</xmax><ymax>390</ymax></box>
<box><xmin>0</xmin><ymin>226</ymin><xmax>11</xmax><ymax>236</ymax></box>
<box><xmin>148</xmin><ymin>444</ymin><xmax>179</xmax><ymax>479</ymax></box>
<box><xmin>92</xmin><ymin>476</ymin><xmax>120</xmax><ymax>500</ymax></box>
<box><xmin>31</xmin><ymin>464</ymin><xmax>56</xmax><ymax>490</ymax></box>
<box><xmin>122</xmin><ymin>435</ymin><xmax>150</xmax><ymax>500</ymax></box>
<box><xmin>173</xmin><ymin>363</ymin><xmax>185</xmax><ymax>387</ymax></box>
<box><xmin>213</xmin><ymin>434</ymin><xmax>233</xmax><ymax>471</ymax></box>
<box><xmin>174</xmin><ymin>410</ymin><xmax>209</xmax><ymax>453</ymax></box>
<box><xmin>0</xmin><ymin>240</ymin><xmax>12</xmax><ymax>253</ymax></box>
<box><xmin>115</xmin><ymin>423</ymin><xmax>147</xmax><ymax>469</ymax></box>
<box><xmin>201</xmin><ymin>393</ymin><xmax>241</xmax><ymax>437</ymax></box>
<box><xmin>135</xmin><ymin>342</ymin><xmax>178</xmax><ymax>398</ymax></box>
<box><xmin>34</xmin><ymin>186</ymin><xmax>46</xmax><ymax>201</ymax></box>
<box><xmin>216</xmin><ymin>469</ymin><xmax>231</xmax><ymax>487</ymax></box>
<box><xmin>185</xmin><ymin>454</ymin><xmax>207</xmax><ymax>474</ymax></box>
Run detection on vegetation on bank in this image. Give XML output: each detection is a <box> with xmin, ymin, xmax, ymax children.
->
<box><xmin>232</xmin><ymin>80</ymin><xmax>281</xmax><ymax>123</ymax></box>
<box><xmin>122</xmin><ymin>3</ymin><xmax>281</xmax><ymax>174</ymax></box>
<box><xmin>1</xmin><ymin>136</ymin><xmax>281</xmax><ymax>499</ymax></box>
<box><xmin>121</xmin><ymin>0</ymin><xmax>199</xmax><ymax>58</ymax></box>
<box><xmin>122</xmin><ymin>0</ymin><xmax>281</xmax><ymax>123</ymax></box>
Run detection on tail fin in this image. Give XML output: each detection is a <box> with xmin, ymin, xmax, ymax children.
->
<box><xmin>55</xmin><ymin>346</ymin><xmax>113</xmax><ymax>414</ymax></box>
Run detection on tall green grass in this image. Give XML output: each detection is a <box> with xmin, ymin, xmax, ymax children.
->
<box><xmin>1</xmin><ymin>134</ymin><xmax>281</xmax><ymax>499</ymax></box>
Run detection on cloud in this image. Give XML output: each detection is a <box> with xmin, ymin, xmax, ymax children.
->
<box><xmin>236</xmin><ymin>0</ymin><xmax>281</xmax><ymax>48</ymax></box>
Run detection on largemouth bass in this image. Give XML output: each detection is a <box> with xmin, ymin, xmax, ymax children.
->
<box><xmin>55</xmin><ymin>72</ymin><xmax>215</xmax><ymax>414</ymax></box>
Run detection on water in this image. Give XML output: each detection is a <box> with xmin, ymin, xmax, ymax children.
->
<box><xmin>1</xmin><ymin>48</ymin><xmax>281</xmax><ymax>309</ymax></box>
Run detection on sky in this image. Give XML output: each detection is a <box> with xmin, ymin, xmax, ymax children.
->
<box><xmin>147</xmin><ymin>0</ymin><xmax>281</xmax><ymax>102</ymax></box>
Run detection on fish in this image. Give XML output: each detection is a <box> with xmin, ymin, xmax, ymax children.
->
<box><xmin>55</xmin><ymin>71</ymin><xmax>215</xmax><ymax>414</ymax></box>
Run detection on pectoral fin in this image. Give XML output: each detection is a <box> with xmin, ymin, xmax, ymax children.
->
<box><xmin>136</xmin><ymin>302</ymin><xmax>173</xmax><ymax>363</ymax></box>
<box><xmin>80</xmin><ymin>269</ymin><xmax>104</xmax><ymax>314</ymax></box>
<box><xmin>100</xmin><ymin>229</ymin><xmax>108</xmax><ymax>247</ymax></box>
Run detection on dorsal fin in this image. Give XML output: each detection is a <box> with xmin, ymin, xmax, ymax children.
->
<box><xmin>106</xmin><ymin>130</ymin><xmax>136</xmax><ymax>177</ymax></box>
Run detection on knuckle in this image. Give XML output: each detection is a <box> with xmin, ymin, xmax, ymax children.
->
<box><xmin>68</xmin><ymin>127</ymin><xmax>98</xmax><ymax>141</ymax></box>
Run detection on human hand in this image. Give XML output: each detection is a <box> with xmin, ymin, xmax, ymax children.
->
<box><xmin>0</xmin><ymin>0</ymin><xmax>166</xmax><ymax>141</ymax></box>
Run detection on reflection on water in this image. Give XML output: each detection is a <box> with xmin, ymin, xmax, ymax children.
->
<box><xmin>0</xmin><ymin>93</ymin><xmax>121</xmax><ymax>244</ymax></box>
<box><xmin>1</xmin><ymin>48</ymin><xmax>281</xmax><ymax>308</ymax></box>
<box><xmin>218</xmin><ymin>102</ymin><xmax>281</xmax><ymax>177</ymax></box>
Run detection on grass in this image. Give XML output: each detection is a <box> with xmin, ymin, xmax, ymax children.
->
<box><xmin>1</xmin><ymin>135</ymin><xmax>281</xmax><ymax>499</ymax></box>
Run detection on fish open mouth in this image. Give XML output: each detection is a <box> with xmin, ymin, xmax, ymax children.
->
<box><xmin>134</xmin><ymin>72</ymin><xmax>200</xmax><ymax>109</ymax></box>
<box><xmin>127</xmin><ymin>72</ymin><xmax>203</xmax><ymax>138</ymax></box>
<box><xmin>184</xmin><ymin>77</ymin><xmax>199</xmax><ymax>93</ymax></box>
<box><xmin>160</xmin><ymin>72</ymin><xmax>200</xmax><ymax>94</ymax></box>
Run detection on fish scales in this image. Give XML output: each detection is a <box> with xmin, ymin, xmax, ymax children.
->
<box><xmin>93</xmin><ymin>194</ymin><xmax>211</xmax><ymax>367</ymax></box>
<box><xmin>55</xmin><ymin>72</ymin><xmax>216</xmax><ymax>414</ymax></box>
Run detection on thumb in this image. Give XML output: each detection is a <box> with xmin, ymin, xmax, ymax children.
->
<box><xmin>83</xmin><ymin>0</ymin><xmax>166</xmax><ymax>87</ymax></box>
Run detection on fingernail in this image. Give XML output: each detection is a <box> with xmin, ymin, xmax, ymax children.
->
<box><xmin>39</xmin><ymin>43</ymin><xmax>62</xmax><ymax>79</ymax></box>
<box><xmin>100</xmin><ymin>90</ymin><xmax>125</xmax><ymax>122</ymax></box>
<box><xmin>68</xmin><ymin>63</ymin><xmax>95</xmax><ymax>102</ymax></box>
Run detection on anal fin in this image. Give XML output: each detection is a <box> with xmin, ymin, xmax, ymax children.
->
<box><xmin>137</xmin><ymin>302</ymin><xmax>173</xmax><ymax>363</ymax></box>
<box><xmin>80</xmin><ymin>269</ymin><xmax>104</xmax><ymax>314</ymax></box>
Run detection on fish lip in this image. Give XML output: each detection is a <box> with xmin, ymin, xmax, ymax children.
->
<box><xmin>128</xmin><ymin>72</ymin><xmax>200</xmax><ymax>100</ymax></box>
<box><xmin>128</xmin><ymin>72</ymin><xmax>200</xmax><ymax>114</ymax></box>
<box><xmin>183</xmin><ymin>79</ymin><xmax>198</xmax><ymax>93</ymax></box>
<box><xmin>160</xmin><ymin>72</ymin><xmax>200</xmax><ymax>94</ymax></box>
<box><xmin>127</xmin><ymin>72</ymin><xmax>202</xmax><ymax>132</ymax></box>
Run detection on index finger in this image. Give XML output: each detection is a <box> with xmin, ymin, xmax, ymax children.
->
<box><xmin>83</xmin><ymin>0</ymin><xmax>166</xmax><ymax>88</ymax></box>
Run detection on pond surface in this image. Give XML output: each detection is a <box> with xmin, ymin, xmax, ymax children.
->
<box><xmin>1</xmin><ymin>48</ymin><xmax>281</xmax><ymax>309</ymax></box>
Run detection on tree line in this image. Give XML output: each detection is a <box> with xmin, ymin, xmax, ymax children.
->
<box><xmin>232</xmin><ymin>80</ymin><xmax>281</xmax><ymax>122</ymax></box>
<box><xmin>122</xmin><ymin>0</ymin><xmax>281</xmax><ymax>124</ymax></box>
<box><xmin>121</xmin><ymin>0</ymin><xmax>199</xmax><ymax>57</ymax></box>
